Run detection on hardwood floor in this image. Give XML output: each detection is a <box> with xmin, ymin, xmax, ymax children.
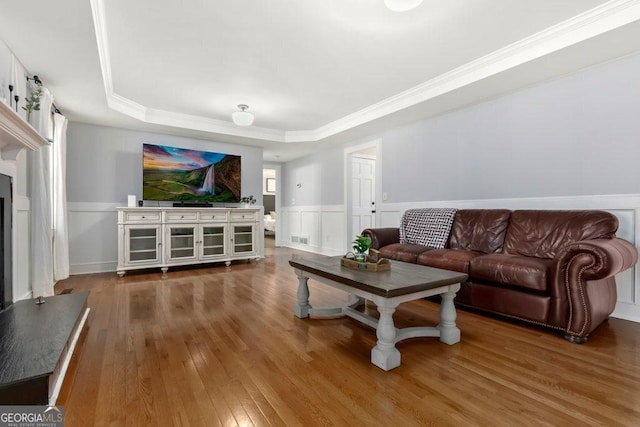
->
<box><xmin>56</xmin><ymin>238</ymin><xmax>640</xmax><ymax>426</ymax></box>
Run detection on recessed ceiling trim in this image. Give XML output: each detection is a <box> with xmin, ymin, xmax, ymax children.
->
<box><xmin>107</xmin><ymin>93</ymin><xmax>147</xmax><ymax>122</ymax></box>
<box><xmin>288</xmin><ymin>0</ymin><xmax>640</xmax><ymax>143</ymax></box>
<box><xmin>144</xmin><ymin>108</ymin><xmax>286</xmax><ymax>141</ymax></box>
<box><xmin>91</xmin><ymin>0</ymin><xmax>640</xmax><ymax>144</ymax></box>
<box><xmin>90</xmin><ymin>0</ymin><xmax>116</xmax><ymax>106</ymax></box>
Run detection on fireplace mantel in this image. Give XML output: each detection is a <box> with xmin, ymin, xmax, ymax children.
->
<box><xmin>0</xmin><ymin>100</ymin><xmax>48</xmax><ymax>160</ymax></box>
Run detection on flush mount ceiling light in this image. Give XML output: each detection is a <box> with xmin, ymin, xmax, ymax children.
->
<box><xmin>232</xmin><ymin>104</ymin><xmax>254</xmax><ymax>126</ymax></box>
<box><xmin>384</xmin><ymin>0</ymin><xmax>423</xmax><ymax>12</ymax></box>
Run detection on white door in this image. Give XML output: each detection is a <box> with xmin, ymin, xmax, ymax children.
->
<box><xmin>351</xmin><ymin>156</ymin><xmax>376</xmax><ymax>238</ymax></box>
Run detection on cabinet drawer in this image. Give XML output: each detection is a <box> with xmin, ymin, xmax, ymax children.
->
<box><xmin>199</xmin><ymin>211</ymin><xmax>228</xmax><ymax>222</ymax></box>
<box><xmin>165</xmin><ymin>211</ymin><xmax>198</xmax><ymax>222</ymax></box>
<box><xmin>124</xmin><ymin>210</ymin><xmax>161</xmax><ymax>222</ymax></box>
<box><xmin>230</xmin><ymin>211</ymin><xmax>258</xmax><ymax>222</ymax></box>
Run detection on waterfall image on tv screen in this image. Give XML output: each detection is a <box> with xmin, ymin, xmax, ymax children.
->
<box><xmin>143</xmin><ymin>143</ymin><xmax>241</xmax><ymax>202</ymax></box>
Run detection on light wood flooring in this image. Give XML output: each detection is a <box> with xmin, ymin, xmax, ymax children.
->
<box><xmin>56</xmin><ymin>237</ymin><xmax>640</xmax><ymax>426</ymax></box>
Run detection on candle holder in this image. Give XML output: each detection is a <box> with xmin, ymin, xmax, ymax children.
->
<box><xmin>8</xmin><ymin>85</ymin><xmax>13</xmax><ymax>108</ymax></box>
<box><xmin>14</xmin><ymin>95</ymin><xmax>19</xmax><ymax>113</ymax></box>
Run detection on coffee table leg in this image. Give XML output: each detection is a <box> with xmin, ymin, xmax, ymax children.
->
<box><xmin>371</xmin><ymin>300</ymin><xmax>401</xmax><ymax>371</ymax></box>
<box><xmin>438</xmin><ymin>289</ymin><xmax>460</xmax><ymax>345</ymax></box>
<box><xmin>293</xmin><ymin>269</ymin><xmax>312</xmax><ymax>318</ymax></box>
<box><xmin>347</xmin><ymin>293</ymin><xmax>365</xmax><ymax>308</ymax></box>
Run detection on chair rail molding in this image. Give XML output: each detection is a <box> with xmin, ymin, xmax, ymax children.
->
<box><xmin>281</xmin><ymin>194</ymin><xmax>640</xmax><ymax>323</ymax></box>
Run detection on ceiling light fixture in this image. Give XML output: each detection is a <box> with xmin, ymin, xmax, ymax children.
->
<box><xmin>384</xmin><ymin>0</ymin><xmax>423</xmax><ymax>12</ymax></box>
<box><xmin>232</xmin><ymin>104</ymin><xmax>254</xmax><ymax>126</ymax></box>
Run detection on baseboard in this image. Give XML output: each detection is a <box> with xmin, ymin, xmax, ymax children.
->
<box><xmin>611</xmin><ymin>302</ymin><xmax>640</xmax><ymax>323</ymax></box>
<box><xmin>283</xmin><ymin>242</ymin><xmax>344</xmax><ymax>257</ymax></box>
<box><xmin>70</xmin><ymin>261</ymin><xmax>117</xmax><ymax>275</ymax></box>
<box><xmin>16</xmin><ymin>290</ymin><xmax>33</xmax><ymax>302</ymax></box>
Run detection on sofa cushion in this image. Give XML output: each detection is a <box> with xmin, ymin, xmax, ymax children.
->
<box><xmin>469</xmin><ymin>254</ymin><xmax>552</xmax><ymax>292</ymax></box>
<box><xmin>417</xmin><ymin>249</ymin><xmax>484</xmax><ymax>274</ymax></box>
<box><xmin>379</xmin><ymin>244</ymin><xmax>433</xmax><ymax>263</ymax></box>
<box><xmin>399</xmin><ymin>208</ymin><xmax>457</xmax><ymax>249</ymax></box>
<box><xmin>504</xmin><ymin>210</ymin><xmax>618</xmax><ymax>259</ymax></box>
<box><xmin>448</xmin><ymin>209</ymin><xmax>511</xmax><ymax>253</ymax></box>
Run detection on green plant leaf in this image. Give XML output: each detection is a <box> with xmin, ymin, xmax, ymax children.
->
<box><xmin>352</xmin><ymin>235</ymin><xmax>372</xmax><ymax>253</ymax></box>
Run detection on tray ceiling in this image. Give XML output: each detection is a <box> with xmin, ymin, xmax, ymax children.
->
<box><xmin>1</xmin><ymin>0</ymin><xmax>640</xmax><ymax>161</ymax></box>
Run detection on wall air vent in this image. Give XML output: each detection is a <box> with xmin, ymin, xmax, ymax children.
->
<box><xmin>290</xmin><ymin>234</ymin><xmax>309</xmax><ymax>245</ymax></box>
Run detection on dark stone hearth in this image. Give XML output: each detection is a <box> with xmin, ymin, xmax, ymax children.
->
<box><xmin>0</xmin><ymin>292</ymin><xmax>89</xmax><ymax>404</ymax></box>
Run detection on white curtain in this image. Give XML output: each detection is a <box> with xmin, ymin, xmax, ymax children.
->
<box><xmin>29</xmin><ymin>86</ymin><xmax>54</xmax><ymax>297</ymax></box>
<box><xmin>52</xmin><ymin>113</ymin><xmax>69</xmax><ymax>281</ymax></box>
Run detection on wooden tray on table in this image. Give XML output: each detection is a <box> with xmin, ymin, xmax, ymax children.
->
<box><xmin>341</xmin><ymin>254</ymin><xmax>391</xmax><ymax>272</ymax></box>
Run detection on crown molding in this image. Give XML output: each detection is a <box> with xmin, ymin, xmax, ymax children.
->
<box><xmin>144</xmin><ymin>108</ymin><xmax>287</xmax><ymax>141</ymax></box>
<box><xmin>90</xmin><ymin>0</ymin><xmax>115</xmax><ymax>102</ymax></box>
<box><xmin>91</xmin><ymin>0</ymin><xmax>640</xmax><ymax>144</ymax></box>
<box><xmin>107</xmin><ymin>93</ymin><xmax>146</xmax><ymax>121</ymax></box>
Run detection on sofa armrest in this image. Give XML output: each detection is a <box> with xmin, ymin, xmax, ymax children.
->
<box><xmin>554</xmin><ymin>238</ymin><xmax>637</xmax><ymax>281</ymax></box>
<box><xmin>550</xmin><ymin>238</ymin><xmax>638</xmax><ymax>338</ymax></box>
<box><xmin>362</xmin><ymin>228</ymin><xmax>400</xmax><ymax>250</ymax></box>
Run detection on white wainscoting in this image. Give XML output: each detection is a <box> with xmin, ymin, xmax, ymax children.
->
<box><xmin>14</xmin><ymin>195</ymin><xmax>31</xmax><ymax>301</ymax></box>
<box><xmin>69</xmin><ymin>203</ymin><xmax>266</xmax><ymax>275</ymax></box>
<box><xmin>282</xmin><ymin>194</ymin><xmax>640</xmax><ymax>322</ymax></box>
<box><xmin>71</xmin><ymin>196</ymin><xmax>640</xmax><ymax>322</ymax></box>
<box><xmin>281</xmin><ymin>205</ymin><xmax>347</xmax><ymax>256</ymax></box>
<box><xmin>68</xmin><ymin>202</ymin><xmax>119</xmax><ymax>275</ymax></box>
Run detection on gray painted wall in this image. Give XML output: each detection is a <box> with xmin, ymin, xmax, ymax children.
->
<box><xmin>282</xmin><ymin>51</ymin><xmax>640</xmax><ymax>206</ymax></box>
<box><xmin>283</xmin><ymin>145</ymin><xmax>345</xmax><ymax>206</ymax></box>
<box><xmin>67</xmin><ymin>122</ymin><xmax>264</xmax><ymax>204</ymax></box>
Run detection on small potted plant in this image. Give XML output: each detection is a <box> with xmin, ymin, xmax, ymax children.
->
<box><xmin>352</xmin><ymin>235</ymin><xmax>372</xmax><ymax>263</ymax></box>
<box><xmin>239</xmin><ymin>195</ymin><xmax>256</xmax><ymax>208</ymax></box>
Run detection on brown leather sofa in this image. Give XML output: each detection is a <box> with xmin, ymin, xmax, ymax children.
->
<box><xmin>363</xmin><ymin>209</ymin><xmax>638</xmax><ymax>343</ymax></box>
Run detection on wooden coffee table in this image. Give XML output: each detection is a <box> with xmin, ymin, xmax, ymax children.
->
<box><xmin>289</xmin><ymin>256</ymin><xmax>468</xmax><ymax>371</ymax></box>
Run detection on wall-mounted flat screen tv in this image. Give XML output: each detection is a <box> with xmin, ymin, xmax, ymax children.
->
<box><xmin>143</xmin><ymin>143</ymin><xmax>241</xmax><ymax>202</ymax></box>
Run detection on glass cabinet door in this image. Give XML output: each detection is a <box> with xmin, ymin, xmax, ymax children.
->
<box><xmin>167</xmin><ymin>225</ymin><xmax>197</xmax><ymax>261</ymax></box>
<box><xmin>125</xmin><ymin>226</ymin><xmax>160</xmax><ymax>264</ymax></box>
<box><xmin>200</xmin><ymin>224</ymin><xmax>226</xmax><ymax>259</ymax></box>
<box><xmin>231</xmin><ymin>224</ymin><xmax>255</xmax><ymax>255</ymax></box>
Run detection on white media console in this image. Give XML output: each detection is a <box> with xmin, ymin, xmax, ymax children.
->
<box><xmin>116</xmin><ymin>207</ymin><xmax>263</xmax><ymax>276</ymax></box>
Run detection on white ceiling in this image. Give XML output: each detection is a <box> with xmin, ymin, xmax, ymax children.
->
<box><xmin>1</xmin><ymin>0</ymin><xmax>640</xmax><ymax>162</ymax></box>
